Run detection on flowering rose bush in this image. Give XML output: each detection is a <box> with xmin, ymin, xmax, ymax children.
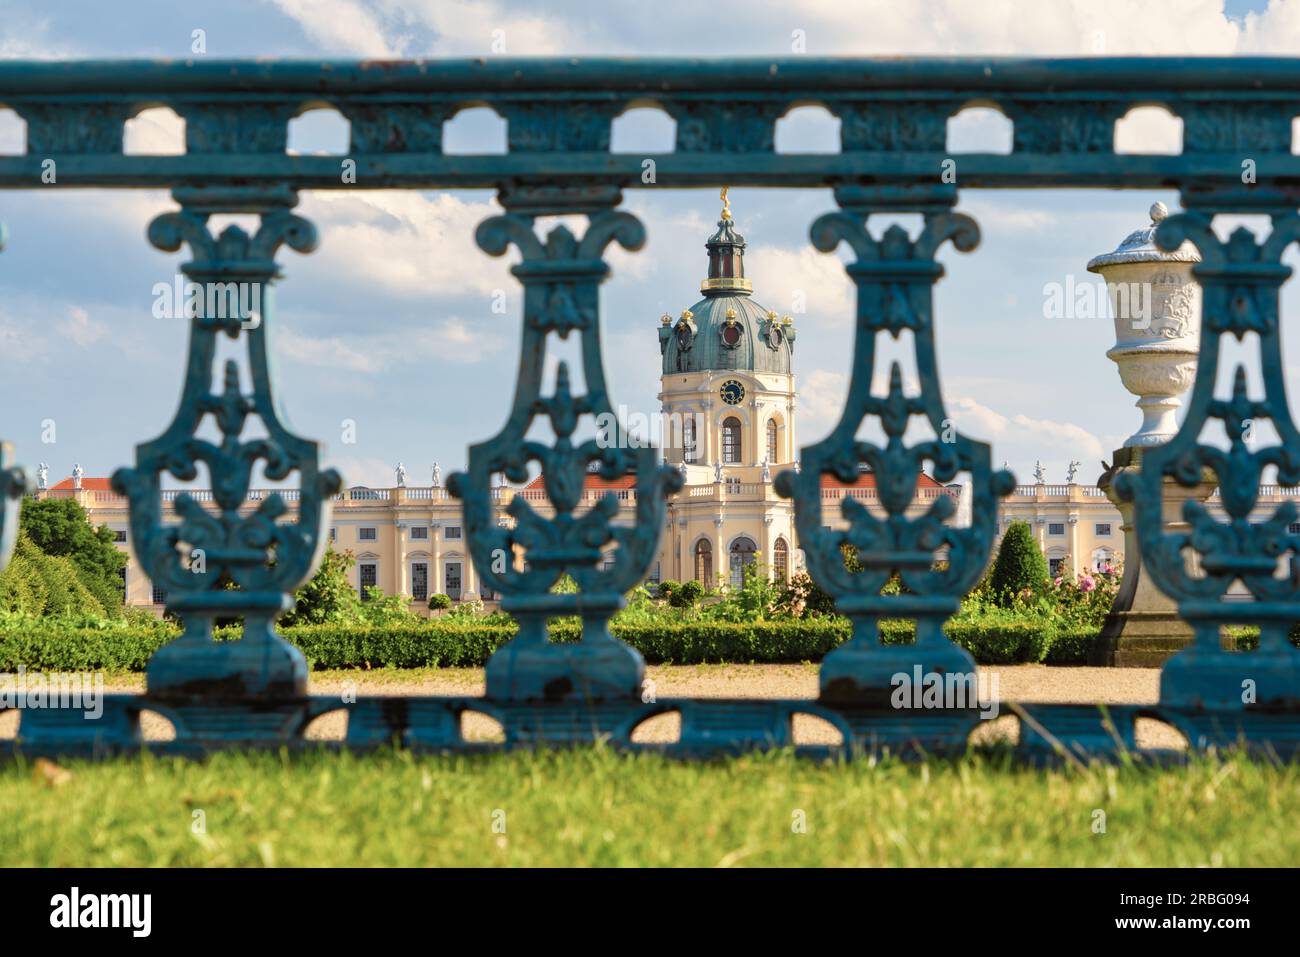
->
<box><xmin>1047</xmin><ymin>561</ymin><xmax>1122</xmax><ymax>627</ymax></box>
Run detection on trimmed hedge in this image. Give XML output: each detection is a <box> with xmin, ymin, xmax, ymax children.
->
<box><xmin>0</xmin><ymin>616</ymin><xmax>1098</xmax><ymax>672</ymax></box>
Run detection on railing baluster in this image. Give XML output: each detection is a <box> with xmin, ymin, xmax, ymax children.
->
<box><xmin>112</xmin><ymin>186</ymin><xmax>341</xmax><ymax>700</ymax></box>
<box><xmin>776</xmin><ymin>187</ymin><xmax>1014</xmax><ymax>716</ymax></box>
<box><xmin>449</xmin><ymin>185</ymin><xmax>680</xmax><ymax>709</ymax></box>
<box><xmin>1118</xmin><ymin>204</ymin><xmax>1300</xmax><ymax>726</ymax></box>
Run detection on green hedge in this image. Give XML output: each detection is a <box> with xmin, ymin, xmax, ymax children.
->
<box><xmin>0</xmin><ymin>616</ymin><xmax>1099</xmax><ymax>672</ymax></box>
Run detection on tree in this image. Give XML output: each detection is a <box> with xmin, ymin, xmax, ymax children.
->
<box><xmin>672</xmin><ymin>580</ymin><xmax>704</xmax><ymax>607</ymax></box>
<box><xmin>988</xmin><ymin>520</ymin><xmax>1049</xmax><ymax>605</ymax></box>
<box><xmin>280</xmin><ymin>545</ymin><xmax>362</xmax><ymax>626</ymax></box>
<box><xmin>19</xmin><ymin>497</ymin><xmax>126</xmax><ymax>612</ymax></box>
<box><xmin>0</xmin><ymin>533</ymin><xmax>110</xmax><ymax>617</ymax></box>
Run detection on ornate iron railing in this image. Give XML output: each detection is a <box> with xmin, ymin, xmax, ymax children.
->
<box><xmin>3</xmin><ymin>57</ymin><xmax>1300</xmax><ymax>760</ymax></box>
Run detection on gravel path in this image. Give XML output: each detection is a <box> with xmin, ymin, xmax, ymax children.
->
<box><xmin>74</xmin><ymin>663</ymin><xmax>1181</xmax><ymax>750</ymax></box>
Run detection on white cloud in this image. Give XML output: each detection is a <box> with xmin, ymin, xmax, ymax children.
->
<box><xmin>374</xmin><ymin>0</ymin><xmax>575</xmax><ymax>54</ymax></box>
<box><xmin>278</xmin><ymin>328</ymin><xmax>383</xmax><ymax>372</ymax></box>
<box><xmin>796</xmin><ymin>368</ymin><xmax>849</xmax><ymax>443</ymax></box>
<box><xmin>123</xmin><ymin>108</ymin><xmax>186</xmax><ymax>156</ymax></box>
<box><xmin>301</xmin><ymin>191</ymin><xmax>512</xmax><ymax>300</ymax></box>
<box><xmin>746</xmin><ymin>244</ymin><xmax>853</xmax><ymax>324</ymax></box>
<box><xmin>270</xmin><ymin>0</ymin><xmax>405</xmax><ymax>56</ymax></box>
<box><xmin>0</xmin><ymin>314</ymin><xmax>48</xmax><ymax>362</ymax></box>
<box><xmin>947</xmin><ymin>394</ymin><xmax>1108</xmax><ymax>484</ymax></box>
<box><xmin>278</xmin><ymin>314</ymin><xmax>510</xmax><ymax>372</ymax></box>
<box><xmin>56</xmin><ymin>306</ymin><xmax>109</xmax><ymax>347</ymax></box>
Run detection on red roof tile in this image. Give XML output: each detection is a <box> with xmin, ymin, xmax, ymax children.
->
<box><xmin>525</xmin><ymin>474</ymin><xmax>637</xmax><ymax>490</ymax></box>
<box><xmin>819</xmin><ymin>470</ymin><xmax>943</xmax><ymax>489</ymax></box>
<box><xmin>49</xmin><ymin>477</ymin><xmax>115</xmax><ymax>491</ymax></box>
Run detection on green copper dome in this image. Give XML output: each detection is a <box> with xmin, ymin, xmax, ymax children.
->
<box><xmin>658</xmin><ymin>190</ymin><xmax>796</xmax><ymax>376</ymax></box>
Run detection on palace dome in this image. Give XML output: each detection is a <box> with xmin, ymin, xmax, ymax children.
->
<box><xmin>659</xmin><ymin>190</ymin><xmax>795</xmax><ymax>377</ymax></box>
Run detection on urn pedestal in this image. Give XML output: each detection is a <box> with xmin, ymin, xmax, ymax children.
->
<box><xmin>1091</xmin><ymin>447</ymin><xmax>1221</xmax><ymax>667</ymax></box>
<box><xmin>1086</xmin><ymin>202</ymin><xmax>1206</xmax><ymax>666</ymax></box>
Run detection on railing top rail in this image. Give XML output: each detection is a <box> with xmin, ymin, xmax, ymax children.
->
<box><xmin>3</xmin><ymin>56</ymin><xmax>1300</xmax><ymax>191</ymax></box>
<box><xmin>5</xmin><ymin>56</ymin><xmax>1300</xmax><ymax>93</ymax></box>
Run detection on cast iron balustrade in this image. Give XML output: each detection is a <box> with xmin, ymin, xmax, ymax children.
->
<box><xmin>3</xmin><ymin>57</ymin><xmax>1300</xmax><ymax>759</ymax></box>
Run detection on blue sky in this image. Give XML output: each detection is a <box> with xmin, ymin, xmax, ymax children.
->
<box><xmin>1</xmin><ymin>0</ymin><xmax>1297</xmax><ymax>492</ymax></box>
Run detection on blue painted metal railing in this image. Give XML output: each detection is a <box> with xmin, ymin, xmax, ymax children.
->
<box><xmin>2</xmin><ymin>57</ymin><xmax>1300</xmax><ymax>760</ymax></box>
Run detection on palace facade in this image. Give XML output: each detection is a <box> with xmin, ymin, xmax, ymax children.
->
<box><xmin>39</xmin><ymin>195</ymin><xmax>1299</xmax><ymax>610</ymax></box>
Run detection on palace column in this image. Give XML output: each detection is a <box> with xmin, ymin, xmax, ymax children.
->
<box><xmin>1068</xmin><ymin>514</ymin><xmax>1080</xmax><ymax>578</ymax></box>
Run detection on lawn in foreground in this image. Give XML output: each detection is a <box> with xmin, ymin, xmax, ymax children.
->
<box><xmin>1</xmin><ymin>748</ymin><xmax>1294</xmax><ymax>866</ymax></box>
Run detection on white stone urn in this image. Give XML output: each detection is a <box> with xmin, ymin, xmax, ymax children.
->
<box><xmin>1087</xmin><ymin>202</ymin><xmax>1201</xmax><ymax>447</ymax></box>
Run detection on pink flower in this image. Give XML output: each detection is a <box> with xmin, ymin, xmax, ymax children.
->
<box><xmin>1079</xmin><ymin>575</ymin><xmax>1096</xmax><ymax>592</ymax></box>
<box><xmin>1053</xmin><ymin>577</ymin><xmax>1063</xmax><ymax>587</ymax></box>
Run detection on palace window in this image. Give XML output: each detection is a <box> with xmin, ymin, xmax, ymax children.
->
<box><xmin>683</xmin><ymin>416</ymin><xmax>697</xmax><ymax>462</ymax></box>
<box><xmin>1048</xmin><ymin>522</ymin><xmax>1065</xmax><ymax>536</ymax></box>
<box><xmin>118</xmin><ymin>567</ymin><xmax>128</xmax><ymax>601</ymax></box>
<box><xmin>1048</xmin><ymin>557</ymin><xmax>1066</xmax><ymax>577</ymax></box>
<box><xmin>694</xmin><ymin>539</ymin><xmax>713</xmax><ymax>589</ymax></box>
<box><xmin>151</xmin><ymin>584</ymin><xmax>167</xmax><ymax>605</ymax></box>
<box><xmin>411</xmin><ymin>562</ymin><xmax>428</xmax><ymax>602</ymax></box>
<box><xmin>773</xmin><ymin>537</ymin><xmax>789</xmax><ymax>582</ymax></box>
<box><xmin>722</xmin><ymin>416</ymin><xmax>742</xmax><ymax>464</ymax></box>
<box><xmin>359</xmin><ymin>527</ymin><xmax>376</xmax><ymax>541</ymax></box>
<box><xmin>445</xmin><ymin>562</ymin><xmax>463</xmax><ymax>600</ymax></box>
<box><xmin>445</xmin><ymin>526</ymin><xmax>462</xmax><ymax>540</ymax></box>
<box><xmin>112</xmin><ymin>528</ymin><xmax>127</xmax><ymax>543</ymax></box>
<box><xmin>1290</xmin><ymin>522</ymin><xmax>1300</xmax><ymax>535</ymax></box>
<box><xmin>329</xmin><ymin>527</ymin><xmax>337</xmax><ymax>542</ymax></box>
<box><xmin>410</xmin><ymin>526</ymin><xmax>429</xmax><ymax>540</ymax></box>
<box><xmin>359</xmin><ymin>562</ymin><xmax>377</xmax><ymax>600</ymax></box>
<box><xmin>1095</xmin><ymin>523</ymin><xmax>1112</xmax><ymax>536</ymax></box>
<box><xmin>766</xmin><ymin>419</ymin><xmax>778</xmax><ymax>463</ymax></box>
<box><xmin>729</xmin><ymin>536</ymin><xmax>757</xmax><ymax>587</ymax></box>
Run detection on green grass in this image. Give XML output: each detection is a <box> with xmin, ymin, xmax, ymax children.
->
<box><xmin>2</xmin><ymin>748</ymin><xmax>1296</xmax><ymax>866</ymax></box>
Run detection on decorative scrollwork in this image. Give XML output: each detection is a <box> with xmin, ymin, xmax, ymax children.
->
<box><xmin>777</xmin><ymin>202</ymin><xmax>1013</xmax><ymax>705</ymax></box>
<box><xmin>112</xmin><ymin>190</ymin><xmax>341</xmax><ymax>698</ymax></box>
<box><xmin>449</xmin><ymin>202</ymin><xmax>681</xmax><ymax>703</ymax></box>
<box><xmin>1117</xmin><ymin>209</ymin><xmax>1300</xmax><ymax>709</ymax></box>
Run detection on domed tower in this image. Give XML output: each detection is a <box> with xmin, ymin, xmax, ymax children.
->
<box><xmin>657</xmin><ymin>189</ymin><xmax>797</xmax><ymax>477</ymax></box>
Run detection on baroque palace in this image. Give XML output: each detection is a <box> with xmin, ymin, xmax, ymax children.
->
<box><xmin>39</xmin><ymin>195</ymin><xmax>1291</xmax><ymax>611</ymax></box>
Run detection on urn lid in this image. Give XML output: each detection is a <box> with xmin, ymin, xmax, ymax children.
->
<box><xmin>1086</xmin><ymin>202</ymin><xmax>1201</xmax><ymax>271</ymax></box>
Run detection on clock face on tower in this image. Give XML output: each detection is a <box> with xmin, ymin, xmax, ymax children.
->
<box><xmin>720</xmin><ymin>380</ymin><xmax>745</xmax><ymax>405</ymax></box>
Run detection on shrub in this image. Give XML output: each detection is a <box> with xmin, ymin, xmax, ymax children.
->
<box><xmin>281</xmin><ymin>546</ymin><xmax>362</xmax><ymax>626</ymax></box>
<box><xmin>0</xmin><ymin>535</ymin><xmax>109</xmax><ymax>618</ymax></box>
<box><xmin>670</xmin><ymin>580</ymin><xmax>704</xmax><ymax>608</ymax></box>
<box><xmin>427</xmin><ymin>593</ymin><xmax>452</xmax><ymax>610</ymax></box>
<box><xmin>0</xmin><ymin>614</ymin><xmax>1104</xmax><ymax>672</ymax></box>
<box><xmin>987</xmin><ymin>520</ymin><xmax>1049</xmax><ymax>605</ymax></box>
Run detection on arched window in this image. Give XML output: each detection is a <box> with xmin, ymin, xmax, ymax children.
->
<box><xmin>729</xmin><ymin>536</ymin><xmax>757</xmax><ymax>587</ymax></box>
<box><xmin>766</xmin><ymin>419</ymin><xmax>778</xmax><ymax>463</ymax></box>
<box><xmin>773</xmin><ymin>537</ymin><xmax>789</xmax><ymax>582</ymax></box>
<box><xmin>694</xmin><ymin>539</ymin><xmax>713</xmax><ymax>588</ymax></box>
<box><xmin>683</xmin><ymin>415</ymin><xmax>697</xmax><ymax>462</ymax></box>
<box><xmin>722</xmin><ymin>416</ymin><xmax>742</xmax><ymax>464</ymax></box>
